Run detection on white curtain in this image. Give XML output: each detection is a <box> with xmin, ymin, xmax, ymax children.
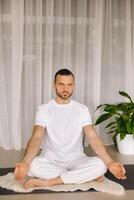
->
<box><xmin>0</xmin><ymin>0</ymin><xmax>134</xmax><ymax>150</ymax></box>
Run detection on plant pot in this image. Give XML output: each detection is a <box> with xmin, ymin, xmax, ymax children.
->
<box><xmin>116</xmin><ymin>134</ymin><xmax>134</xmax><ymax>155</ymax></box>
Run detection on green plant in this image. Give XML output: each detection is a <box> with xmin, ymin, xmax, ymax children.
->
<box><xmin>95</xmin><ymin>91</ymin><xmax>134</xmax><ymax>146</ymax></box>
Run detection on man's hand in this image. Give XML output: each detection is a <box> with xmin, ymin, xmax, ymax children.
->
<box><xmin>14</xmin><ymin>162</ymin><xmax>29</xmax><ymax>181</ymax></box>
<box><xmin>108</xmin><ymin>161</ymin><xmax>126</xmax><ymax>179</ymax></box>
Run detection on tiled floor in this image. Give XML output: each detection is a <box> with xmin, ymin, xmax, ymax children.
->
<box><xmin>0</xmin><ymin>145</ymin><xmax>134</xmax><ymax>200</ymax></box>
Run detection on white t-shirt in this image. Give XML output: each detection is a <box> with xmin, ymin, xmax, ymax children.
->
<box><xmin>35</xmin><ymin>99</ymin><xmax>92</xmax><ymax>160</ymax></box>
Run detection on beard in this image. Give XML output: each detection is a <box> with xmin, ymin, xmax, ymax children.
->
<box><xmin>55</xmin><ymin>89</ymin><xmax>73</xmax><ymax>100</ymax></box>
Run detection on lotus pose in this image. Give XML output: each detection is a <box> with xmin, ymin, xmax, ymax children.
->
<box><xmin>14</xmin><ymin>69</ymin><xmax>126</xmax><ymax>189</ymax></box>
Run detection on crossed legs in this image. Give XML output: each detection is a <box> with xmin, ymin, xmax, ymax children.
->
<box><xmin>24</xmin><ymin>155</ymin><xmax>107</xmax><ymax>189</ymax></box>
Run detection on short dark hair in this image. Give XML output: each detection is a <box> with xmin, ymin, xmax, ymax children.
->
<box><xmin>54</xmin><ymin>68</ymin><xmax>75</xmax><ymax>83</ymax></box>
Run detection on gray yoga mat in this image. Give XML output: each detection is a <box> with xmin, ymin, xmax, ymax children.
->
<box><xmin>0</xmin><ymin>165</ymin><xmax>133</xmax><ymax>195</ymax></box>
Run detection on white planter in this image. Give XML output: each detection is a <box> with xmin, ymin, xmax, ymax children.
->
<box><xmin>116</xmin><ymin>134</ymin><xmax>134</xmax><ymax>155</ymax></box>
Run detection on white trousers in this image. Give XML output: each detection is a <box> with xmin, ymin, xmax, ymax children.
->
<box><xmin>28</xmin><ymin>152</ymin><xmax>107</xmax><ymax>184</ymax></box>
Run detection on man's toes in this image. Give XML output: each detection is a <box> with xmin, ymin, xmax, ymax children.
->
<box><xmin>95</xmin><ymin>175</ymin><xmax>104</xmax><ymax>182</ymax></box>
<box><xmin>24</xmin><ymin>179</ymin><xmax>32</xmax><ymax>189</ymax></box>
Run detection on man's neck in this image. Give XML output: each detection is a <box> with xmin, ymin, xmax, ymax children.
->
<box><xmin>55</xmin><ymin>97</ymin><xmax>71</xmax><ymax>104</ymax></box>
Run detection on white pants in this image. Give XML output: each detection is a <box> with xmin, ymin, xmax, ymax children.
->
<box><xmin>28</xmin><ymin>151</ymin><xmax>107</xmax><ymax>184</ymax></box>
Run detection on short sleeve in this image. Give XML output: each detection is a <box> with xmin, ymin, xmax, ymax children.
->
<box><xmin>35</xmin><ymin>106</ymin><xmax>46</xmax><ymax>128</ymax></box>
<box><xmin>82</xmin><ymin>106</ymin><xmax>92</xmax><ymax>127</ymax></box>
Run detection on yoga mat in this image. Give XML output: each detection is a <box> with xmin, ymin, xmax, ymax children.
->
<box><xmin>0</xmin><ymin>165</ymin><xmax>132</xmax><ymax>195</ymax></box>
<box><xmin>0</xmin><ymin>168</ymin><xmax>57</xmax><ymax>195</ymax></box>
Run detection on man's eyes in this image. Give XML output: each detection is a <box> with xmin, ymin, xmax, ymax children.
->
<box><xmin>58</xmin><ymin>83</ymin><xmax>72</xmax><ymax>86</ymax></box>
<box><xmin>68</xmin><ymin>84</ymin><xmax>73</xmax><ymax>86</ymax></box>
<box><xmin>58</xmin><ymin>83</ymin><xmax>64</xmax><ymax>86</ymax></box>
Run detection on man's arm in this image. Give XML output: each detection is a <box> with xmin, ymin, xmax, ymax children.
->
<box><xmin>22</xmin><ymin>125</ymin><xmax>45</xmax><ymax>165</ymax></box>
<box><xmin>84</xmin><ymin>124</ymin><xmax>126</xmax><ymax>179</ymax></box>
<box><xmin>14</xmin><ymin>125</ymin><xmax>45</xmax><ymax>180</ymax></box>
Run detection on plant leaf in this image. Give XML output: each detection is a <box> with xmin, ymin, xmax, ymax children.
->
<box><xmin>131</xmin><ymin>118</ymin><xmax>134</xmax><ymax>138</ymax></box>
<box><xmin>116</xmin><ymin>117</ymin><xmax>127</xmax><ymax>133</ymax></box>
<box><xmin>104</xmin><ymin>105</ymin><xmax>117</xmax><ymax>114</ymax></box>
<box><xmin>119</xmin><ymin>91</ymin><xmax>133</xmax><ymax>103</ymax></box>
<box><xmin>116</xmin><ymin>103</ymin><xmax>127</xmax><ymax>111</ymax></box>
<box><xmin>95</xmin><ymin>113</ymin><xmax>112</xmax><ymax>125</ymax></box>
<box><xmin>95</xmin><ymin>104</ymin><xmax>108</xmax><ymax>111</ymax></box>
<box><xmin>107</xmin><ymin>130</ymin><xmax>116</xmax><ymax>134</ymax></box>
<box><xmin>126</xmin><ymin>120</ymin><xmax>132</xmax><ymax>134</ymax></box>
<box><xmin>112</xmin><ymin>133</ymin><xmax>118</xmax><ymax>147</ymax></box>
<box><xmin>120</xmin><ymin>132</ymin><xmax>126</xmax><ymax>140</ymax></box>
<box><xmin>105</xmin><ymin>122</ymin><xmax>116</xmax><ymax>128</ymax></box>
<box><xmin>109</xmin><ymin>126</ymin><xmax>116</xmax><ymax>130</ymax></box>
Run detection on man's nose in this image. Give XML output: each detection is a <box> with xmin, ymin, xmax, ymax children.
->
<box><xmin>63</xmin><ymin>85</ymin><xmax>68</xmax><ymax>91</ymax></box>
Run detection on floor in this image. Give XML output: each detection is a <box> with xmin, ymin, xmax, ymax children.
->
<box><xmin>0</xmin><ymin>145</ymin><xmax>134</xmax><ymax>200</ymax></box>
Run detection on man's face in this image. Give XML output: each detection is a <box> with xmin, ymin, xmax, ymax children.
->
<box><xmin>54</xmin><ymin>75</ymin><xmax>75</xmax><ymax>100</ymax></box>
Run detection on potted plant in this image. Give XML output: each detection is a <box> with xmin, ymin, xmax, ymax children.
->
<box><xmin>95</xmin><ymin>91</ymin><xmax>134</xmax><ymax>154</ymax></box>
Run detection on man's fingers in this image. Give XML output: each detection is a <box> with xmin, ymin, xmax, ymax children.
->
<box><xmin>14</xmin><ymin>163</ymin><xmax>21</xmax><ymax>175</ymax></box>
<box><xmin>14</xmin><ymin>165</ymin><xmax>22</xmax><ymax>180</ymax></box>
<box><xmin>114</xmin><ymin>171</ymin><xmax>126</xmax><ymax>179</ymax></box>
<box><xmin>13</xmin><ymin>162</ymin><xmax>29</xmax><ymax>182</ymax></box>
<box><xmin>114</xmin><ymin>173</ymin><xmax>122</xmax><ymax>179</ymax></box>
<box><xmin>119</xmin><ymin>165</ymin><xmax>126</xmax><ymax>179</ymax></box>
<box><xmin>15</xmin><ymin>171</ymin><xmax>24</xmax><ymax>181</ymax></box>
<box><xmin>15</xmin><ymin>170</ymin><xmax>21</xmax><ymax>180</ymax></box>
<box><xmin>14</xmin><ymin>167</ymin><xmax>20</xmax><ymax>180</ymax></box>
<box><xmin>18</xmin><ymin>172</ymin><xmax>25</xmax><ymax>181</ymax></box>
<box><xmin>108</xmin><ymin>161</ymin><xmax>127</xmax><ymax>180</ymax></box>
<box><xmin>121</xmin><ymin>165</ymin><xmax>126</xmax><ymax>174</ymax></box>
<box><xmin>14</xmin><ymin>170</ymin><xmax>26</xmax><ymax>181</ymax></box>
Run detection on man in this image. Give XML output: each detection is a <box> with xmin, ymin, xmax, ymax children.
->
<box><xmin>14</xmin><ymin>69</ymin><xmax>126</xmax><ymax>189</ymax></box>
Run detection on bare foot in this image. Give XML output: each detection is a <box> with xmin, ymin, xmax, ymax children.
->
<box><xmin>95</xmin><ymin>175</ymin><xmax>104</xmax><ymax>182</ymax></box>
<box><xmin>24</xmin><ymin>178</ymin><xmax>49</xmax><ymax>190</ymax></box>
<box><xmin>24</xmin><ymin>176</ymin><xmax>64</xmax><ymax>190</ymax></box>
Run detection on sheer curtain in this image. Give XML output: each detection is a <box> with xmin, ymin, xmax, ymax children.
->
<box><xmin>0</xmin><ymin>0</ymin><xmax>134</xmax><ymax>149</ymax></box>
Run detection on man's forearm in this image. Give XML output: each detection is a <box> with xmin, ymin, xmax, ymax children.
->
<box><xmin>22</xmin><ymin>137</ymin><xmax>41</xmax><ymax>165</ymax></box>
<box><xmin>20</xmin><ymin>125</ymin><xmax>45</xmax><ymax>166</ymax></box>
<box><xmin>84</xmin><ymin>125</ymin><xmax>114</xmax><ymax>167</ymax></box>
<box><xmin>90</xmin><ymin>137</ymin><xmax>113</xmax><ymax>167</ymax></box>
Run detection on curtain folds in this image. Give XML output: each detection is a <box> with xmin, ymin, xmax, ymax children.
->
<box><xmin>0</xmin><ymin>0</ymin><xmax>134</xmax><ymax>149</ymax></box>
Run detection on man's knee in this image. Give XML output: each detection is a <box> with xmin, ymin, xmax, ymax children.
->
<box><xmin>97</xmin><ymin>158</ymin><xmax>107</xmax><ymax>174</ymax></box>
<box><xmin>27</xmin><ymin>158</ymin><xmax>37</xmax><ymax>177</ymax></box>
